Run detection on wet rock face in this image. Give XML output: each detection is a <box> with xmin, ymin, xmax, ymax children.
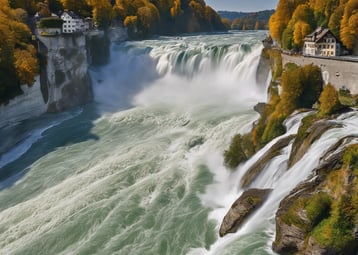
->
<box><xmin>273</xmin><ymin>136</ymin><xmax>358</xmax><ymax>255</ymax></box>
<box><xmin>241</xmin><ymin>135</ymin><xmax>296</xmax><ymax>188</ymax></box>
<box><xmin>39</xmin><ymin>35</ymin><xmax>93</xmax><ymax>113</ymax></box>
<box><xmin>219</xmin><ymin>188</ymin><xmax>272</xmax><ymax>237</ymax></box>
<box><xmin>289</xmin><ymin>119</ymin><xmax>341</xmax><ymax>168</ymax></box>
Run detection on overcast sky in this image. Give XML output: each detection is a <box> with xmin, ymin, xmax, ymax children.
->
<box><xmin>205</xmin><ymin>0</ymin><xmax>278</xmax><ymax>12</ymax></box>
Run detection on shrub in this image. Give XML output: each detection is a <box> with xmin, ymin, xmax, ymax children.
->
<box><xmin>305</xmin><ymin>193</ymin><xmax>332</xmax><ymax>230</ymax></box>
<box><xmin>224</xmin><ymin>134</ymin><xmax>248</xmax><ymax>169</ymax></box>
<box><xmin>312</xmin><ymin>194</ymin><xmax>356</xmax><ymax>252</ymax></box>
<box><xmin>318</xmin><ymin>84</ymin><xmax>342</xmax><ymax>116</ymax></box>
<box><xmin>343</xmin><ymin>144</ymin><xmax>358</xmax><ymax>170</ymax></box>
<box><xmin>261</xmin><ymin>114</ymin><xmax>286</xmax><ymax>144</ymax></box>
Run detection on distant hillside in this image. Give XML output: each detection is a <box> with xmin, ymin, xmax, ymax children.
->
<box><xmin>218</xmin><ymin>10</ymin><xmax>275</xmax><ymax>30</ymax></box>
<box><xmin>218</xmin><ymin>10</ymin><xmax>275</xmax><ymax>22</ymax></box>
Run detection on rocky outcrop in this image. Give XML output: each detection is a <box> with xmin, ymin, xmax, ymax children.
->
<box><xmin>273</xmin><ymin>137</ymin><xmax>358</xmax><ymax>255</ymax></box>
<box><xmin>289</xmin><ymin>119</ymin><xmax>342</xmax><ymax>168</ymax></box>
<box><xmin>39</xmin><ymin>35</ymin><xmax>93</xmax><ymax>112</ymax></box>
<box><xmin>241</xmin><ymin>135</ymin><xmax>296</xmax><ymax>188</ymax></box>
<box><xmin>253</xmin><ymin>102</ymin><xmax>266</xmax><ymax>118</ymax></box>
<box><xmin>256</xmin><ymin>53</ymin><xmax>270</xmax><ymax>85</ymax></box>
<box><xmin>219</xmin><ymin>188</ymin><xmax>272</xmax><ymax>237</ymax></box>
<box><xmin>0</xmin><ymin>34</ymin><xmax>95</xmax><ymax>128</ymax></box>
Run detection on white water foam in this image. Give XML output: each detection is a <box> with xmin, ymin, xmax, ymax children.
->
<box><xmin>190</xmin><ymin>110</ymin><xmax>358</xmax><ymax>255</ymax></box>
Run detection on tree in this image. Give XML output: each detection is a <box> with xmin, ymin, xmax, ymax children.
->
<box><xmin>328</xmin><ymin>5</ymin><xmax>344</xmax><ymax>37</ymax></box>
<box><xmin>0</xmin><ymin>0</ymin><xmax>40</xmax><ymax>103</ymax></box>
<box><xmin>269</xmin><ymin>0</ymin><xmax>292</xmax><ymax>43</ymax></box>
<box><xmin>294</xmin><ymin>21</ymin><xmax>313</xmax><ymax>47</ymax></box>
<box><xmin>282</xmin><ymin>25</ymin><xmax>294</xmax><ymax>49</ymax></box>
<box><xmin>14</xmin><ymin>47</ymin><xmax>39</xmax><ymax>86</ymax></box>
<box><xmin>318</xmin><ymin>84</ymin><xmax>342</xmax><ymax>116</ymax></box>
<box><xmin>221</xmin><ymin>18</ymin><xmax>231</xmax><ymax>30</ymax></box>
<box><xmin>340</xmin><ymin>0</ymin><xmax>358</xmax><ymax>49</ymax></box>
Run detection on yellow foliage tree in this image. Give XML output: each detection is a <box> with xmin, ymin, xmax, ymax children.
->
<box><xmin>340</xmin><ymin>0</ymin><xmax>358</xmax><ymax>49</ymax></box>
<box><xmin>14</xmin><ymin>47</ymin><xmax>39</xmax><ymax>86</ymax></box>
<box><xmin>294</xmin><ymin>21</ymin><xmax>312</xmax><ymax>46</ymax></box>
<box><xmin>170</xmin><ymin>0</ymin><xmax>181</xmax><ymax>17</ymax></box>
<box><xmin>318</xmin><ymin>84</ymin><xmax>342</xmax><ymax>116</ymax></box>
<box><xmin>269</xmin><ymin>0</ymin><xmax>292</xmax><ymax>43</ymax></box>
<box><xmin>124</xmin><ymin>15</ymin><xmax>138</xmax><ymax>27</ymax></box>
<box><xmin>0</xmin><ymin>0</ymin><xmax>39</xmax><ymax>102</ymax></box>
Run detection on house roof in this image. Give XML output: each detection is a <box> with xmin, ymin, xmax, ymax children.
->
<box><xmin>304</xmin><ymin>27</ymin><xmax>341</xmax><ymax>43</ymax></box>
<box><xmin>62</xmin><ymin>11</ymin><xmax>81</xmax><ymax>20</ymax></box>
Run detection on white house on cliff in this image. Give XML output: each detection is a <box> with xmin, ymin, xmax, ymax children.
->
<box><xmin>303</xmin><ymin>27</ymin><xmax>343</xmax><ymax>57</ymax></box>
<box><xmin>61</xmin><ymin>11</ymin><xmax>89</xmax><ymax>33</ymax></box>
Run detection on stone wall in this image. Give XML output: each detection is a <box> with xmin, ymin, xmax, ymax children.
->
<box><xmin>282</xmin><ymin>54</ymin><xmax>358</xmax><ymax>94</ymax></box>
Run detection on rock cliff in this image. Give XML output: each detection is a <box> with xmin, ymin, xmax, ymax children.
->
<box><xmin>0</xmin><ymin>34</ymin><xmax>95</xmax><ymax>128</ymax></box>
<box><xmin>39</xmin><ymin>35</ymin><xmax>93</xmax><ymax>112</ymax></box>
<box><xmin>273</xmin><ymin>136</ymin><xmax>358</xmax><ymax>255</ymax></box>
<box><xmin>219</xmin><ymin>188</ymin><xmax>272</xmax><ymax>237</ymax></box>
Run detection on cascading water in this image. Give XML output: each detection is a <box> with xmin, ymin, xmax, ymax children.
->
<box><xmin>0</xmin><ymin>31</ymin><xmax>357</xmax><ymax>255</ymax></box>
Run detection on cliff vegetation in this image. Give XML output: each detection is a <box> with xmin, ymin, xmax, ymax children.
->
<box><xmin>274</xmin><ymin>143</ymin><xmax>358</xmax><ymax>254</ymax></box>
<box><xmin>222</xmin><ymin>42</ymin><xmax>357</xmax><ymax>253</ymax></box>
<box><xmin>269</xmin><ymin>0</ymin><xmax>358</xmax><ymax>50</ymax></box>
<box><xmin>0</xmin><ymin>0</ymin><xmax>39</xmax><ymax>104</ymax></box>
<box><xmin>224</xmin><ymin>59</ymin><xmax>324</xmax><ymax>169</ymax></box>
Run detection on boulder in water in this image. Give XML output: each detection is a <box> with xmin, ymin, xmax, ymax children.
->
<box><xmin>219</xmin><ymin>188</ymin><xmax>272</xmax><ymax>237</ymax></box>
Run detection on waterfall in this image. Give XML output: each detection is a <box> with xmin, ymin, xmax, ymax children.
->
<box><xmin>91</xmin><ymin>32</ymin><xmax>267</xmax><ymax>112</ymax></box>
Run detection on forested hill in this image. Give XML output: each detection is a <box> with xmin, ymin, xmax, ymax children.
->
<box><xmin>9</xmin><ymin>0</ymin><xmax>226</xmax><ymax>38</ymax></box>
<box><xmin>218</xmin><ymin>10</ymin><xmax>274</xmax><ymax>22</ymax></box>
<box><xmin>269</xmin><ymin>0</ymin><xmax>358</xmax><ymax>51</ymax></box>
<box><xmin>218</xmin><ymin>10</ymin><xmax>275</xmax><ymax>30</ymax></box>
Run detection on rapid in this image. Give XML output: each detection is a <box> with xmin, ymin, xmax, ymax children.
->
<box><xmin>0</xmin><ymin>31</ymin><xmax>357</xmax><ymax>255</ymax></box>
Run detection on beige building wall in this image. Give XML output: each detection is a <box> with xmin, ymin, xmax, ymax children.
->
<box><xmin>282</xmin><ymin>54</ymin><xmax>358</xmax><ymax>94</ymax></box>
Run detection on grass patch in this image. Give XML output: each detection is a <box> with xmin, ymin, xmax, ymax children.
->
<box><xmin>281</xmin><ymin>193</ymin><xmax>331</xmax><ymax>232</ymax></box>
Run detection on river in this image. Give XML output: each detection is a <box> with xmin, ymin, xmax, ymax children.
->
<box><xmin>0</xmin><ymin>31</ymin><xmax>357</xmax><ymax>255</ymax></box>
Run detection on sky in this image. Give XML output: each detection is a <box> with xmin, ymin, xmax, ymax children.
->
<box><xmin>205</xmin><ymin>0</ymin><xmax>279</xmax><ymax>12</ymax></box>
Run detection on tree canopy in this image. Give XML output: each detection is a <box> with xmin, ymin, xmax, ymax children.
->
<box><xmin>270</xmin><ymin>0</ymin><xmax>358</xmax><ymax>50</ymax></box>
<box><xmin>0</xmin><ymin>0</ymin><xmax>39</xmax><ymax>104</ymax></box>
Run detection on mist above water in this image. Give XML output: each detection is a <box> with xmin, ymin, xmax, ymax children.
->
<box><xmin>91</xmin><ymin>32</ymin><xmax>268</xmax><ymax>113</ymax></box>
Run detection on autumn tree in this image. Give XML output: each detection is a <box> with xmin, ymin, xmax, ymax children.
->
<box><xmin>0</xmin><ymin>0</ymin><xmax>39</xmax><ymax>103</ymax></box>
<box><xmin>14</xmin><ymin>47</ymin><xmax>39</xmax><ymax>86</ymax></box>
<box><xmin>269</xmin><ymin>0</ymin><xmax>293</xmax><ymax>44</ymax></box>
<box><xmin>38</xmin><ymin>2</ymin><xmax>51</xmax><ymax>17</ymax></box>
<box><xmin>87</xmin><ymin>0</ymin><xmax>114</xmax><ymax>28</ymax></box>
<box><xmin>318</xmin><ymin>84</ymin><xmax>342</xmax><ymax>116</ymax></box>
<box><xmin>328</xmin><ymin>5</ymin><xmax>345</xmax><ymax>37</ymax></box>
<box><xmin>221</xmin><ymin>18</ymin><xmax>231</xmax><ymax>30</ymax></box>
<box><xmin>9</xmin><ymin>0</ymin><xmax>41</xmax><ymax>15</ymax></box>
<box><xmin>340</xmin><ymin>0</ymin><xmax>358</xmax><ymax>50</ymax></box>
<box><xmin>60</xmin><ymin>0</ymin><xmax>91</xmax><ymax>17</ymax></box>
<box><xmin>281</xmin><ymin>4</ymin><xmax>314</xmax><ymax>49</ymax></box>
